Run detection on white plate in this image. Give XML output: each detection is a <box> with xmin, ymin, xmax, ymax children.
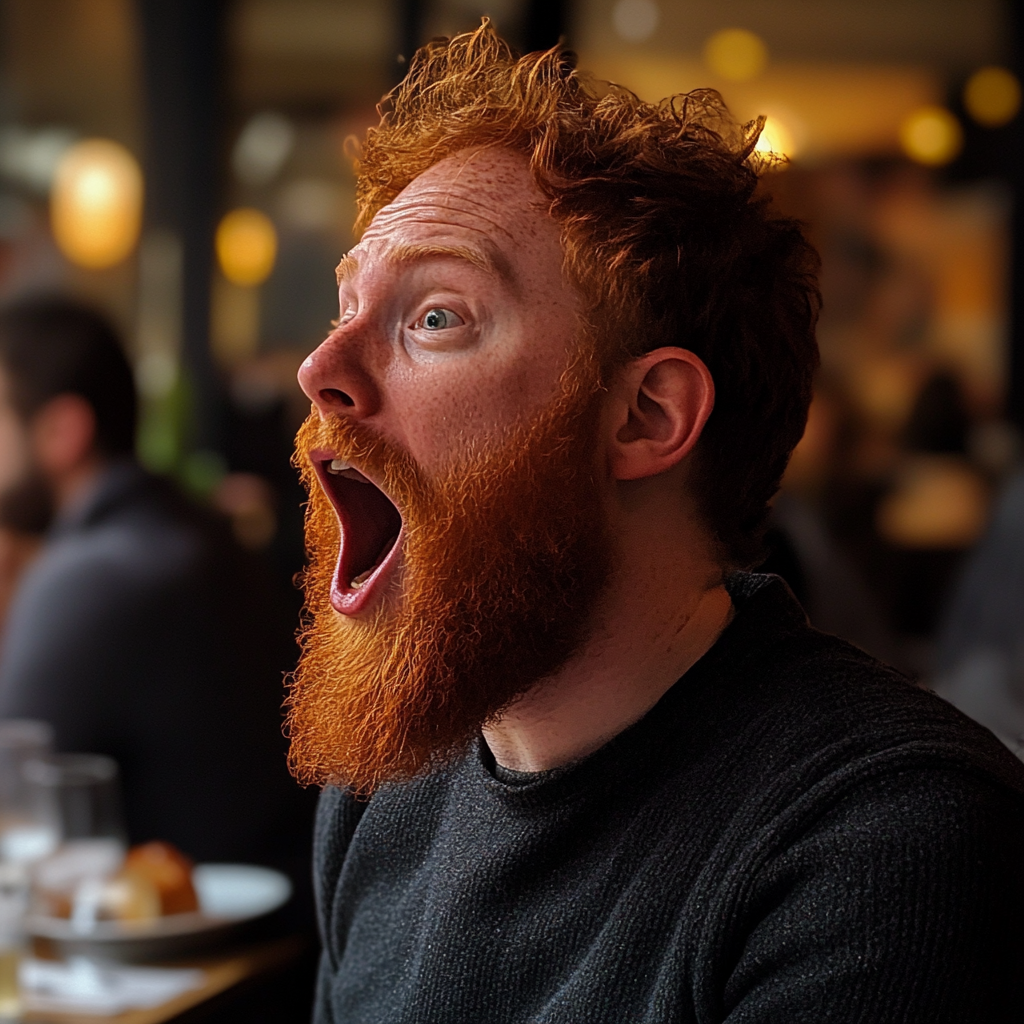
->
<box><xmin>192</xmin><ymin>863</ymin><xmax>292</xmax><ymax>919</ymax></box>
<box><xmin>27</xmin><ymin>863</ymin><xmax>292</xmax><ymax>961</ymax></box>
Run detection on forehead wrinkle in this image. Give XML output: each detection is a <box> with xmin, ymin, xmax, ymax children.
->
<box><xmin>409</xmin><ymin>187</ymin><xmax>517</xmax><ymax>223</ymax></box>
<box><xmin>367</xmin><ymin>190</ymin><xmax>517</xmax><ymax>243</ymax></box>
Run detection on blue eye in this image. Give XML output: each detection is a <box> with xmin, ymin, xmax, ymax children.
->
<box><xmin>419</xmin><ymin>308</ymin><xmax>463</xmax><ymax>330</ymax></box>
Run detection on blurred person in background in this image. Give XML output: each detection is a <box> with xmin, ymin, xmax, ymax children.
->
<box><xmin>933</xmin><ymin>466</ymin><xmax>1024</xmax><ymax>758</ymax></box>
<box><xmin>0</xmin><ymin>296</ymin><xmax>312</xmax><ymax>877</ymax></box>
<box><xmin>761</xmin><ymin>379</ymin><xmax>900</xmax><ymax>666</ymax></box>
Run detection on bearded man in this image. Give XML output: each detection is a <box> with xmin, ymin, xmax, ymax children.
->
<box><xmin>291</xmin><ymin>25</ymin><xmax>1024</xmax><ymax>1023</ymax></box>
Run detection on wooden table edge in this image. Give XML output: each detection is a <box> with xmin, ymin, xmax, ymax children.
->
<box><xmin>22</xmin><ymin>934</ymin><xmax>308</xmax><ymax>1024</ymax></box>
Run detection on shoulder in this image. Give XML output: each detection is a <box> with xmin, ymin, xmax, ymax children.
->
<box><xmin>0</xmin><ymin>488</ymin><xmax>211</xmax><ymax>688</ymax></box>
<box><xmin>653</xmin><ymin>583</ymin><xmax>1024</xmax><ymax>1014</ymax></box>
<box><xmin>643</xmin><ymin>575</ymin><xmax>1024</xmax><ymax>864</ymax></box>
<box><xmin>782</xmin><ymin>631</ymin><xmax>1021</xmax><ymax>785</ymax></box>
<box><xmin>24</xmin><ymin>474</ymin><xmax>213</xmax><ymax>601</ymax></box>
<box><xmin>721</xmin><ymin>574</ymin><xmax>1021</xmax><ymax>775</ymax></box>
<box><xmin>8</xmin><ymin>520</ymin><xmax>196</xmax><ymax>626</ymax></box>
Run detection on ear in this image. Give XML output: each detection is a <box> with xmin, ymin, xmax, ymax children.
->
<box><xmin>606</xmin><ymin>347</ymin><xmax>714</xmax><ymax>482</ymax></box>
<box><xmin>29</xmin><ymin>394</ymin><xmax>98</xmax><ymax>476</ymax></box>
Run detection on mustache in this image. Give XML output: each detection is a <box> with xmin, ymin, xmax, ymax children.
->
<box><xmin>294</xmin><ymin>414</ymin><xmax>422</xmax><ymax>504</ymax></box>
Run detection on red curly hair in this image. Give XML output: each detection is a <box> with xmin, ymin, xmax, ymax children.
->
<box><xmin>352</xmin><ymin>22</ymin><xmax>820</xmax><ymax>566</ymax></box>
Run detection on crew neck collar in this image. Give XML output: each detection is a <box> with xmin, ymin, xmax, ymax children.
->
<box><xmin>473</xmin><ymin>572</ymin><xmax>807</xmax><ymax>805</ymax></box>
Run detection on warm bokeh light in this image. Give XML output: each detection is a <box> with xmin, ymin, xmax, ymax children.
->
<box><xmin>703</xmin><ymin>28</ymin><xmax>768</xmax><ymax>83</ymax></box>
<box><xmin>876</xmin><ymin>456</ymin><xmax>989</xmax><ymax>549</ymax></box>
<box><xmin>754</xmin><ymin>116</ymin><xmax>796</xmax><ymax>163</ymax></box>
<box><xmin>50</xmin><ymin>139</ymin><xmax>143</xmax><ymax>269</ymax></box>
<box><xmin>215</xmin><ymin>207</ymin><xmax>277</xmax><ymax>287</ymax></box>
<box><xmin>963</xmin><ymin>66</ymin><xmax>1022</xmax><ymax>128</ymax></box>
<box><xmin>899</xmin><ymin>106</ymin><xmax>963</xmax><ymax>166</ymax></box>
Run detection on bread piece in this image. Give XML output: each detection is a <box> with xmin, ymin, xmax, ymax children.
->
<box><xmin>122</xmin><ymin>841</ymin><xmax>199</xmax><ymax>915</ymax></box>
<box><xmin>73</xmin><ymin>872</ymin><xmax>161</xmax><ymax>926</ymax></box>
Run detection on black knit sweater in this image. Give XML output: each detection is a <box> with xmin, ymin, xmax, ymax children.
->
<box><xmin>312</xmin><ymin>574</ymin><xmax>1024</xmax><ymax>1023</ymax></box>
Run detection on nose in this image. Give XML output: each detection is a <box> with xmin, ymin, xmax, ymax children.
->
<box><xmin>298</xmin><ymin>327</ymin><xmax>381</xmax><ymax>419</ymax></box>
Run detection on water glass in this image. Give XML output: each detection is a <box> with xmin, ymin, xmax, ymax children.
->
<box><xmin>22</xmin><ymin>754</ymin><xmax>127</xmax><ymax>847</ymax></box>
<box><xmin>0</xmin><ymin>721</ymin><xmax>56</xmax><ymax>864</ymax></box>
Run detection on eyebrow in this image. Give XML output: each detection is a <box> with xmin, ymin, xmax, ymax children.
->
<box><xmin>335</xmin><ymin>242</ymin><xmax>519</xmax><ymax>293</ymax></box>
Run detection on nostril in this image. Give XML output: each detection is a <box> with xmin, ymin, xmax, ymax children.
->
<box><xmin>321</xmin><ymin>388</ymin><xmax>355</xmax><ymax>408</ymax></box>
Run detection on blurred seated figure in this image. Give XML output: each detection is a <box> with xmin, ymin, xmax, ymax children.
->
<box><xmin>763</xmin><ymin>492</ymin><xmax>898</xmax><ymax>665</ymax></box>
<box><xmin>872</xmin><ymin>369</ymin><xmax>991</xmax><ymax>650</ymax></box>
<box><xmin>933</xmin><ymin>468</ymin><xmax>1024</xmax><ymax>759</ymax></box>
<box><xmin>0</xmin><ymin>296</ymin><xmax>311</xmax><ymax>869</ymax></box>
<box><xmin>761</xmin><ymin>383</ymin><xmax>899</xmax><ymax>666</ymax></box>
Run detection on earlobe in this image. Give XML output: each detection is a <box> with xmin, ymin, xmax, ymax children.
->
<box><xmin>609</xmin><ymin>348</ymin><xmax>714</xmax><ymax>482</ymax></box>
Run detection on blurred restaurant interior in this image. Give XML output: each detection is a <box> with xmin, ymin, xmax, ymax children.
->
<box><xmin>0</xmin><ymin>0</ymin><xmax>1020</xmax><ymax>660</ymax></box>
<box><xmin>0</xmin><ymin>0</ymin><xmax>1017</xmax><ymax>650</ymax></box>
<box><xmin>0</xmin><ymin>0</ymin><xmax>1019</xmax><ymax>1015</ymax></box>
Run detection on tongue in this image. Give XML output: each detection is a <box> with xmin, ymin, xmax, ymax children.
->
<box><xmin>336</xmin><ymin>477</ymin><xmax>401</xmax><ymax>588</ymax></box>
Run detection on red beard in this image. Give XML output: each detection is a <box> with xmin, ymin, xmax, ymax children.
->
<box><xmin>285</xmin><ymin>350</ymin><xmax>611</xmax><ymax>794</ymax></box>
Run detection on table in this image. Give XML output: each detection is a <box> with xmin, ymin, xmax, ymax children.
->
<box><xmin>23</xmin><ymin>935</ymin><xmax>309</xmax><ymax>1024</ymax></box>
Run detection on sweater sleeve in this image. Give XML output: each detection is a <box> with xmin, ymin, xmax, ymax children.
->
<box><xmin>717</xmin><ymin>765</ymin><xmax>1024</xmax><ymax>1023</ymax></box>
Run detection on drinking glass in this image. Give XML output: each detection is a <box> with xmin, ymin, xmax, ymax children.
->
<box><xmin>22</xmin><ymin>754</ymin><xmax>127</xmax><ymax>847</ymax></box>
<box><xmin>0</xmin><ymin>720</ymin><xmax>56</xmax><ymax>864</ymax></box>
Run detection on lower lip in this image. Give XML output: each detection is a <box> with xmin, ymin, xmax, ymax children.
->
<box><xmin>329</xmin><ymin>530</ymin><xmax>403</xmax><ymax>616</ymax></box>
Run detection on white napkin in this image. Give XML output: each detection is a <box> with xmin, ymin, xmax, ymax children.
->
<box><xmin>20</xmin><ymin>956</ymin><xmax>204</xmax><ymax>1016</ymax></box>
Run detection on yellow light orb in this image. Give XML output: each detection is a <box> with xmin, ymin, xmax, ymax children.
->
<box><xmin>215</xmin><ymin>208</ymin><xmax>277</xmax><ymax>287</ymax></box>
<box><xmin>754</xmin><ymin>116</ymin><xmax>796</xmax><ymax>164</ymax></box>
<box><xmin>963</xmin><ymin>66</ymin><xmax>1021</xmax><ymax>128</ymax></box>
<box><xmin>703</xmin><ymin>28</ymin><xmax>768</xmax><ymax>83</ymax></box>
<box><xmin>899</xmin><ymin>106</ymin><xmax>963</xmax><ymax>166</ymax></box>
<box><xmin>50</xmin><ymin>139</ymin><xmax>143</xmax><ymax>270</ymax></box>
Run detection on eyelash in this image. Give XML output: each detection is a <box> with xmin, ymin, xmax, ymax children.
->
<box><xmin>327</xmin><ymin>303</ymin><xmax>464</xmax><ymax>334</ymax></box>
<box><xmin>332</xmin><ymin>305</ymin><xmax>356</xmax><ymax>330</ymax></box>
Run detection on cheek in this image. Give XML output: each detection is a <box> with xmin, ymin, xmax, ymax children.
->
<box><xmin>387</xmin><ymin>356</ymin><xmax>558</xmax><ymax>467</ymax></box>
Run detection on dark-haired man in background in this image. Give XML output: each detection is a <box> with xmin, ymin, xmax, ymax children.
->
<box><xmin>0</xmin><ymin>297</ymin><xmax>311</xmax><ymax>872</ymax></box>
<box><xmin>294</xmin><ymin>26</ymin><xmax>1024</xmax><ymax>1023</ymax></box>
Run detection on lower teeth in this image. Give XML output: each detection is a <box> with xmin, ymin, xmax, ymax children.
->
<box><xmin>349</xmin><ymin>534</ymin><xmax>398</xmax><ymax>590</ymax></box>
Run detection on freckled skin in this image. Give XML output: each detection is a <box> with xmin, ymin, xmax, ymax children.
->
<box><xmin>298</xmin><ymin>148</ymin><xmax>578</xmax><ymax>470</ymax></box>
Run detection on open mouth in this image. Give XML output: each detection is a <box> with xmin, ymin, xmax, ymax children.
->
<box><xmin>315</xmin><ymin>457</ymin><xmax>403</xmax><ymax>614</ymax></box>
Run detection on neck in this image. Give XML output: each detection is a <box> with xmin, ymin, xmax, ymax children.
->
<box><xmin>483</xmin><ymin>537</ymin><xmax>734</xmax><ymax>773</ymax></box>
